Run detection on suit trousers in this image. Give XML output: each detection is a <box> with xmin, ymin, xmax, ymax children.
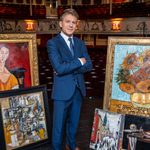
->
<box><xmin>52</xmin><ymin>87</ymin><xmax>83</xmax><ymax>150</ymax></box>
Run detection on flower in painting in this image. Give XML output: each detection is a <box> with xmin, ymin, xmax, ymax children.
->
<box><xmin>136</xmin><ymin>79</ymin><xmax>150</xmax><ymax>93</ymax></box>
<box><xmin>122</xmin><ymin>53</ymin><xmax>139</xmax><ymax>70</ymax></box>
<box><xmin>119</xmin><ymin>83</ymin><xmax>135</xmax><ymax>94</ymax></box>
<box><xmin>116</xmin><ymin>49</ymin><xmax>150</xmax><ymax>95</ymax></box>
<box><xmin>139</xmin><ymin>49</ymin><xmax>150</xmax><ymax>65</ymax></box>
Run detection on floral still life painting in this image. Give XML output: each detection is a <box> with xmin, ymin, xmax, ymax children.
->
<box><xmin>103</xmin><ymin>37</ymin><xmax>150</xmax><ymax>117</ymax></box>
<box><xmin>111</xmin><ymin>45</ymin><xmax>150</xmax><ymax>108</ymax></box>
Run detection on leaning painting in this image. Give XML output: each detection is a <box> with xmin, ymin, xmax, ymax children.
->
<box><xmin>90</xmin><ymin>108</ymin><xmax>125</xmax><ymax>150</ymax></box>
<box><xmin>103</xmin><ymin>37</ymin><xmax>150</xmax><ymax>117</ymax></box>
<box><xmin>0</xmin><ymin>85</ymin><xmax>50</xmax><ymax>150</ymax></box>
<box><xmin>0</xmin><ymin>34</ymin><xmax>39</xmax><ymax>91</ymax></box>
<box><xmin>122</xmin><ymin>114</ymin><xmax>150</xmax><ymax>150</ymax></box>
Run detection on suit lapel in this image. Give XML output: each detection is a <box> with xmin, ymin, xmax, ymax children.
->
<box><xmin>58</xmin><ymin>34</ymin><xmax>74</xmax><ymax>57</ymax></box>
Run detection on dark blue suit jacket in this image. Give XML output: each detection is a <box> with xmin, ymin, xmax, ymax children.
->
<box><xmin>47</xmin><ymin>33</ymin><xmax>93</xmax><ymax>100</ymax></box>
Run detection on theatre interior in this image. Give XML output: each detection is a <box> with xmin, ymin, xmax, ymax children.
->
<box><xmin>0</xmin><ymin>0</ymin><xmax>150</xmax><ymax>150</ymax></box>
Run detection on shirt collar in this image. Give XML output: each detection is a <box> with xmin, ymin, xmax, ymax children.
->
<box><xmin>60</xmin><ymin>31</ymin><xmax>73</xmax><ymax>42</ymax></box>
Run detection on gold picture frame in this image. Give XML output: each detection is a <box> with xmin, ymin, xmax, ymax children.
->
<box><xmin>0</xmin><ymin>34</ymin><xmax>39</xmax><ymax>91</ymax></box>
<box><xmin>103</xmin><ymin>36</ymin><xmax>150</xmax><ymax>117</ymax></box>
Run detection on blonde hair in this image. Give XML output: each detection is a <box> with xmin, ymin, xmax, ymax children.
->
<box><xmin>59</xmin><ymin>9</ymin><xmax>79</xmax><ymax>21</ymax></box>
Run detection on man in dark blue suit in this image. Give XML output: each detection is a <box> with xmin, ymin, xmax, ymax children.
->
<box><xmin>47</xmin><ymin>9</ymin><xmax>93</xmax><ymax>150</ymax></box>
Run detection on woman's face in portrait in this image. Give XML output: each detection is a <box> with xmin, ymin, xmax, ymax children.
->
<box><xmin>0</xmin><ymin>46</ymin><xmax>9</xmax><ymax>63</ymax></box>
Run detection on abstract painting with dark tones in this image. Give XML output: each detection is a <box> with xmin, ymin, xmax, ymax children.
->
<box><xmin>123</xmin><ymin>114</ymin><xmax>150</xmax><ymax>150</ymax></box>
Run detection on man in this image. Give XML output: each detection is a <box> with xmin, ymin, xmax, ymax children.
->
<box><xmin>47</xmin><ymin>9</ymin><xmax>93</xmax><ymax>150</ymax></box>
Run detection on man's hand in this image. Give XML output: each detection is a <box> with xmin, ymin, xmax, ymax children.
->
<box><xmin>79</xmin><ymin>57</ymin><xmax>86</xmax><ymax>65</ymax></box>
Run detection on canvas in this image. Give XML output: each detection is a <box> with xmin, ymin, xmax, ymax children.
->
<box><xmin>123</xmin><ymin>114</ymin><xmax>150</xmax><ymax>150</ymax></box>
<box><xmin>90</xmin><ymin>108</ymin><xmax>125</xmax><ymax>150</ymax></box>
<box><xmin>103</xmin><ymin>36</ymin><xmax>150</xmax><ymax>117</ymax></box>
<box><xmin>0</xmin><ymin>85</ymin><xmax>51</xmax><ymax>150</ymax></box>
<box><xmin>0</xmin><ymin>34</ymin><xmax>39</xmax><ymax>91</ymax></box>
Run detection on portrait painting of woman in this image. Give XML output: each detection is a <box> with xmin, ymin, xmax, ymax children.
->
<box><xmin>0</xmin><ymin>44</ymin><xmax>19</xmax><ymax>91</ymax></box>
<box><xmin>0</xmin><ymin>42</ymin><xmax>31</xmax><ymax>91</ymax></box>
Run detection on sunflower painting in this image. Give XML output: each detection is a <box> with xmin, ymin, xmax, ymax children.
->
<box><xmin>112</xmin><ymin>45</ymin><xmax>150</xmax><ymax>107</ymax></box>
<box><xmin>103</xmin><ymin>37</ymin><xmax>150</xmax><ymax>117</ymax></box>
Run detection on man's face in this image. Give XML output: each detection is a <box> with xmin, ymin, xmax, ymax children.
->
<box><xmin>59</xmin><ymin>14</ymin><xmax>78</xmax><ymax>36</ymax></box>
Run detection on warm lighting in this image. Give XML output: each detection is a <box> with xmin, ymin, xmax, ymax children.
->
<box><xmin>50</xmin><ymin>3</ymin><xmax>52</xmax><ymax>8</ymax></box>
<box><xmin>112</xmin><ymin>0</ymin><xmax>126</xmax><ymax>3</ymax></box>
<box><xmin>111</xmin><ymin>18</ymin><xmax>123</xmax><ymax>31</ymax></box>
<box><xmin>25</xmin><ymin>20</ymin><xmax>35</xmax><ymax>31</ymax></box>
<box><xmin>112</xmin><ymin>21</ymin><xmax>120</xmax><ymax>31</ymax></box>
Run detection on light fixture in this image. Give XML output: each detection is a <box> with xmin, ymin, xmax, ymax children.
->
<box><xmin>25</xmin><ymin>20</ymin><xmax>36</xmax><ymax>31</ymax></box>
<box><xmin>111</xmin><ymin>18</ymin><xmax>123</xmax><ymax>31</ymax></box>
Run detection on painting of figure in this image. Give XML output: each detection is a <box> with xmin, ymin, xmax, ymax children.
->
<box><xmin>123</xmin><ymin>114</ymin><xmax>150</xmax><ymax>150</ymax></box>
<box><xmin>0</xmin><ymin>44</ymin><xmax>19</xmax><ymax>91</ymax></box>
<box><xmin>0</xmin><ymin>43</ymin><xmax>30</xmax><ymax>91</ymax></box>
<box><xmin>0</xmin><ymin>34</ymin><xmax>39</xmax><ymax>91</ymax></box>
<box><xmin>90</xmin><ymin>108</ymin><xmax>125</xmax><ymax>150</ymax></box>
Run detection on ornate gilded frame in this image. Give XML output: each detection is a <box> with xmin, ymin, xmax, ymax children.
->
<box><xmin>0</xmin><ymin>34</ymin><xmax>39</xmax><ymax>90</ymax></box>
<box><xmin>103</xmin><ymin>36</ymin><xmax>150</xmax><ymax>117</ymax></box>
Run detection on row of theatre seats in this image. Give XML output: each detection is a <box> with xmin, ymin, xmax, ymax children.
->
<box><xmin>38</xmin><ymin>47</ymin><xmax>107</xmax><ymax>100</ymax></box>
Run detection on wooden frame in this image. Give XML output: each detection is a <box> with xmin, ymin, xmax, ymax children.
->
<box><xmin>103</xmin><ymin>36</ymin><xmax>150</xmax><ymax>117</ymax></box>
<box><xmin>0</xmin><ymin>85</ymin><xmax>50</xmax><ymax>150</ymax></box>
<box><xmin>0</xmin><ymin>34</ymin><xmax>39</xmax><ymax>91</ymax></box>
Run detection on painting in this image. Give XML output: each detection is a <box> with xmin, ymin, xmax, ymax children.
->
<box><xmin>122</xmin><ymin>114</ymin><xmax>150</xmax><ymax>150</ymax></box>
<box><xmin>90</xmin><ymin>108</ymin><xmax>125</xmax><ymax>150</ymax></box>
<box><xmin>103</xmin><ymin>36</ymin><xmax>150</xmax><ymax>117</ymax></box>
<box><xmin>46</xmin><ymin>4</ymin><xmax>58</xmax><ymax>19</ymax></box>
<box><xmin>0</xmin><ymin>34</ymin><xmax>39</xmax><ymax>91</ymax></box>
<box><xmin>0</xmin><ymin>85</ymin><xmax>51</xmax><ymax>150</ymax></box>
